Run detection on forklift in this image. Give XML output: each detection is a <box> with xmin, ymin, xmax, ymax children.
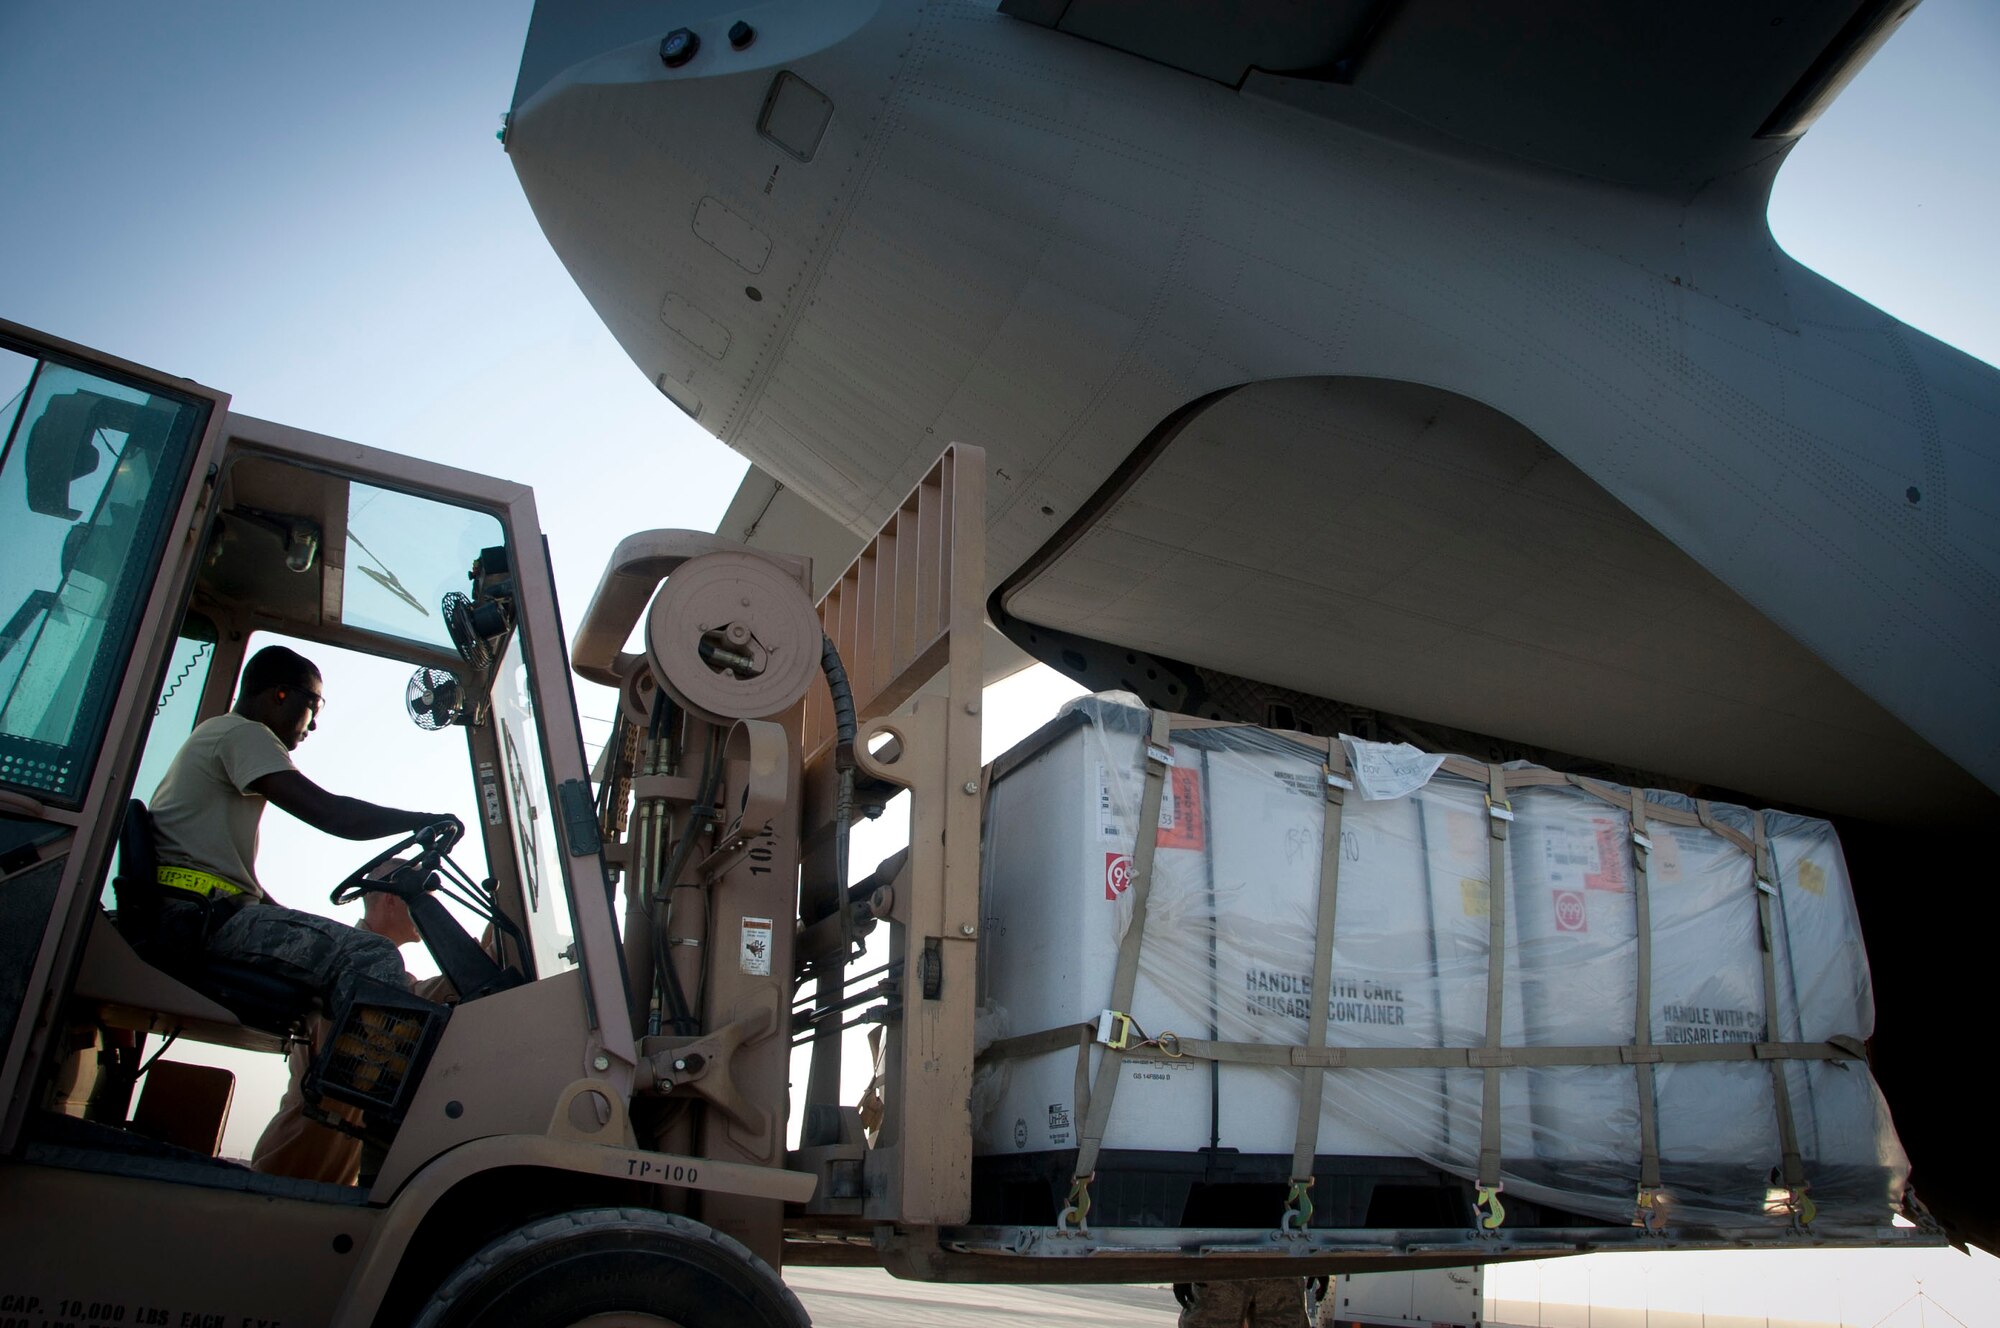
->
<box><xmin>0</xmin><ymin>317</ymin><xmax>997</xmax><ymax>1325</ymax></box>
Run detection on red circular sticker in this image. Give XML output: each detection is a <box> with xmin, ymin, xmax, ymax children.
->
<box><xmin>1553</xmin><ymin>889</ymin><xmax>1587</xmax><ymax>933</ymax></box>
<box><xmin>1105</xmin><ymin>852</ymin><xmax>1132</xmax><ymax>900</ymax></box>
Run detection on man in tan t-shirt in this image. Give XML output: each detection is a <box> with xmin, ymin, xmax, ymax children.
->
<box><xmin>149</xmin><ymin>643</ymin><xmax>454</xmax><ymax>1020</ymax></box>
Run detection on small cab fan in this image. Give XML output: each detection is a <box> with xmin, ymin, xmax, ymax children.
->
<box><xmin>443</xmin><ymin>591</ymin><xmax>492</xmax><ymax>670</ymax></box>
<box><xmin>406</xmin><ymin>667</ymin><xmax>465</xmax><ymax>731</ymax></box>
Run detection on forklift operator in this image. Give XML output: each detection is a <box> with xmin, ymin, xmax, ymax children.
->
<box><xmin>147</xmin><ymin>644</ymin><xmax>455</xmax><ymax>1011</ymax></box>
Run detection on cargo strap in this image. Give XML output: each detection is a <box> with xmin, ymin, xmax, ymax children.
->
<box><xmin>1753</xmin><ymin>809</ymin><xmax>1812</xmax><ymax>1224</ymax></box>
<box><xmin>982</xmin><ymin>1028</ymin><xmax>1868</xmax><ymax>1072</ymax></box>
<box><xmin>1062</xmin><ymin>710</ymin><xmax>1174</xmax><ymax>1234</ymax></box>
<box><xmin>156</xmin><ymin>864</ymin><xmax>249</xmax><ymax>899</ymax></box>
<box><xmin>1626</xmin><ymin>788</ymin><xmax>1665</xmax><ymax>1224</ymax></box>
<box><xmin>1554</xmin><ymin>776</ymin><xmax>1672</xmax><ymax>1226</ymax></box>
<box><xmin>1079</xmin><ymin>1035</ymin><xmax>1866</xmax><ymax>1071</ymax></box>
<box><xmin>1477</xmin><ymin>763</ymin><xmax>1511</xmax><ymax>1217</ymax></box>
<box><xmin>1282</xmin><ymin>754</ymin><xmax>1353</xmax><ymax>1235</ymax></box>
<box><xmin>985</xmin><ymin>1022</ymin><xmax>1103</xmax><ymax>1062</ymax></box>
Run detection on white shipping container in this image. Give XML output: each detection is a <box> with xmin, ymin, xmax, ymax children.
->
<box><xmin>974</xmin><ymin>696</ymin><xmax>1908</xmax><ymax>1227</ymax></box>
<box><xmin>973</xmin><ymin>702</ymin><xmax>1212</xmax><ymax>1155</ymax></box>
<box><xmin>1203</xmin><ymin>736</ymin><xmax>1446</xmax><ymax>1159</ymax></box>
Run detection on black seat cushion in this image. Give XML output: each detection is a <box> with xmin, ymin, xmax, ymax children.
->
<box><xmin>111</xmin><ymin>800</ymin><xmax>317</xmax><ymax>1035</ymax></box>
<box><xmin>195</xmin><ymin>958</ymin><xmax>320</xmax><ymax>1033</ymax></box>
<box><xmin>111</xmin><ymin>799</ymin><xmax>163</xmax><ymax>955</ymax></box>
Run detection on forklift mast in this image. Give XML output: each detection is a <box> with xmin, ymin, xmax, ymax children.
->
<box><xmin>0</xmin><ymin>318</ymin><xmax>995</xmax><ymax>1327</ymax></box>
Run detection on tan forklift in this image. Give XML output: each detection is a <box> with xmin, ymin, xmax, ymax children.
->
<box><xmin>0</xmin><ymin>318</ymin><xmax>994</xmax><ymax>1326</ymax></box>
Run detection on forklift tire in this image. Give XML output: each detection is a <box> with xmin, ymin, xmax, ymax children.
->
<box><xmin>411</xmin><ymin>1207</ymin><xmax>810</xmax><ymax>1328</ymax></box>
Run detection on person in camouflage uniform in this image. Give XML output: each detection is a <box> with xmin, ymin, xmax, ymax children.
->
<box><xmin>149</xmin><ymin>645</ymin><xmax>453</xmax><ymax>1019</ymax></box>
<box><xmin>1175</xmin><ymin>1277</ymin><xmax>1319</xmax><ymax>1328</ymax></box>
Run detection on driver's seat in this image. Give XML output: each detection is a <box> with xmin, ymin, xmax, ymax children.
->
<box><xmin>112</xmin><ymin>800</ymin><xmax>319</xmax><ymax>1036</ymax></box>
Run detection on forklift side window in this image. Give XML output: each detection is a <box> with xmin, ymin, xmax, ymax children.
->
<box><xmin>491</xmin><ymin>629</ymin><xmax>576</xmax><ymax>976</ymax></box>
<box><xmin>104</xmin><ymin>622</ymin><xmax>220</xmax><ymax>912</ymax></box>
<box><xmin>0</xmin><ymin>359</ymin><xmax>206</xmax><ymax>803</ymax></box>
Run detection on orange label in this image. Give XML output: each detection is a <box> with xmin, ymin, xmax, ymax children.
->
<box><xmin>1585</xmin><ymin>818</ymin><xmax>1630</xmax><ymax>892</ymax></box>
<box><xmin>1157</xmin><ymin>767</ymin><xmax>1205</xmax><ymax>850</ymax></box>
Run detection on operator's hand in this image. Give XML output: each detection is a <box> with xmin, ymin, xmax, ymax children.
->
<box><xmin>408</xmin><ymin>811</ymin><xmax>463</xmax><ymax>843</ymax></box>
<box><xmin>361</xmin><ymin>892</ymin><xmax>422</xmax><ymax>947</ymax></box>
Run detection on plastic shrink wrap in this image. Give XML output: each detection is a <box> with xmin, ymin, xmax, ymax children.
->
<box><xmin>974</xmin><ymin>696</ymin><xmax>1908</xmax><ymax>1230</ymax></box>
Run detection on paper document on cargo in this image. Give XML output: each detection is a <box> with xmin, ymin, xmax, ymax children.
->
<box><xmin>1339</xmin><ymin>734</ymin><xmax>1446</xmax><ymax>800</ymax></box>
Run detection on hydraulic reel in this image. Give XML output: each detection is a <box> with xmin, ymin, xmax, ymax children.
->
<box><xmin>644</xmin><ymin>550</ymin><xmax>821</xmax><ymax>722</ymax></box>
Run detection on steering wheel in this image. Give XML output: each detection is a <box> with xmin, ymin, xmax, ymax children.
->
<box><xmin>328</xmin><ymin>817</ymin><xmax>525</xmax><ymax>1002</ymax></box>
<box><xmin>330</xmin><ymin>816</ymin><xmax>465</xmax><ymax>906</ymax></box>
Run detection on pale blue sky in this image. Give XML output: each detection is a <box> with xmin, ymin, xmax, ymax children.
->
<box><xmin>4</xmin><ymin>2</ymin><xmax>1997</xmax><ymax>1313</ymax></box>
<box><xmin>0</xmin><ymin>0</ymin><xmax>744</xmax><ymax>625</ymax></box>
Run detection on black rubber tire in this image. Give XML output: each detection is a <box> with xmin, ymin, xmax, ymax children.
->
<box><xmin>410</xmin><ymin>1207</ymin><xmax>811</xmax><ymax>1328</ymax></box>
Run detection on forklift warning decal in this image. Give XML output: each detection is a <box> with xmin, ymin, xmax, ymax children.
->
<box><xmin>477</xmin><ymin>759</ymin><xmax>503</xmax><ymax>826</ymax></box>
<box><xmin>739</xmin><ymin>916</ymin><xmax>773</xmax><ymax>975</ymax></box>
<box><xmin>0</xmin><ymin>1294</ymin><xmax>226</xmax><ymax>1325</ymax></box>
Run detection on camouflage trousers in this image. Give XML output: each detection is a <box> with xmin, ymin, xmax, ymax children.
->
<box><xmin>161</xmin><ymin>898</ymin><xmax>409</xmax><ymax>1010</ymax></box>
<box><xmin>1176</xmin><ymin>1279</ymin><xmax>1315</xmax><ymax>1328</ymax></box>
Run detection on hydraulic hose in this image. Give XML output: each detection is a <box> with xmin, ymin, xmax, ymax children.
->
<box><xmin>820</xmin><ymin>634</ymin><xmax>859</xmax><ymax>959</ymax></box>
<box><xmin>657</xmin><ymin>727</ymin><xmax>723</xmax><ymax>1036</ymax></box>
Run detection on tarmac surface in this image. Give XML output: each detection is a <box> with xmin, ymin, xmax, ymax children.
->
<box><xmin>786</xmin><ymin>1266</ymin><xmax>1183</xmax><ymax>1327</ymax></box>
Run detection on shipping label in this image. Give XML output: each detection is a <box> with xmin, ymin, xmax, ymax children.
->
<box><xmin>1096</xmin><ymin>760</ymin><xmax>1204</xmax><ymax>850</ymax></box>
<box><xmin>1125</xmin><ymin>1057</ymin><xmax>1180</xmax><ymax>1083</ymax></box>
<box><xmin>1460</xmin><ymin>877</ymin><xmax>1489</xmax><ymax>918</ymax></box>
<box><xmin>1536</xmin><ymin>819</ymin><xmax>1630</xmax><ymax>893</ymax></box>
